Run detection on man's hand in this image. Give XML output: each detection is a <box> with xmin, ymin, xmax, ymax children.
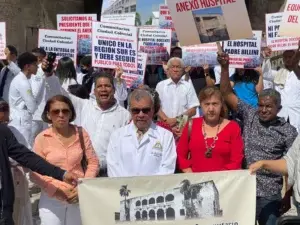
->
<box><xmin>203</xmin><ymin>64</ymin><xmax>210</xmax><ymax>74</ymax></box>
<box><xmin>249</xmin><ymin>161</ymin><xmax>264</xmax><ymax>174</ymax></box>
<box><xmin>182</xmin><ymin>168</ymin><xmax>193</xmax><ymax>173</ymax></box>
<box><xmin>63</xmin><ymin>171</ymin><xmax>78</xmax><ymax>186</ymax></box>
<box><xmin>262</xmin><ymin>47</ymin><xmax>272</xmax><ymax>58</ymax></box>
<box><xmin>66</xmin><ymin>188</ymin><xmax>79</xmax><ymax>204</ymax></box>
<box><xmin>280</xmin><ymin>191</ymin><xmax>291</xmax><ymax>215</ymax></box>
<box><xmin>254</xmin><ymin>66</ymin><xmax>263</xmax><ymax>75</ymax></box>
<box><xmin>115</xmin><ymin>66</ymin><xmax>123</xmax><ymax>79</ymax></box>
<box><xmin>217</xmin><ymin>52</ymin><xmax>229</xmax><ymax>68</ymax></box>
<box><xmin>41</xmin><ymin>58</ymin><xmax>56</xmax><ymax>77</ymax></box>
<box><xmin>172</xmin><ymin>126</ymin><xmax>182</xmax><ymax>139</ymax></box>
<box><xmin>166</xmin><ymin>118</ymin><xmax>177</xmax><ymax>127</ymax></box>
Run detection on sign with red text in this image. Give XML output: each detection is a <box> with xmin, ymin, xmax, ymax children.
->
<box><xmin>0</xmin><ymin>22</ymin><xmax>6</xmax><ymax>59</ymax></box>
<box><xmin>122</xmin><ymin>52</ymin><xmax>147</xmax><ymax>89</ymax></box>
<box><xmin>166</xmin><ymin>0</ymin><xmax>252</xmax><ymax>46</ymax></box>
<box><xmin>101</xmin><ymin>13</ymin><xmax>136</xmax><ymax>26</ymax></box>
<box><xmin>38</xmin><ymin>29</ymin><xmax>77</xmax><ymax>64</ymax></box>
<box><xmin>92</xmin><ymin>21</ymin><xmax>138</xmax><ymax>70</ymax></box>
<box><xmin>279</xmin><ymin>0</ymin><xmax>300</xmax><ymax>37</ymax></box>
<box><xmin>266</xmin><ymin>13</ymin><xmax>300</xmax><ymax>51</ymax></box>
<box><xmin>223</xmin><ymin>30</ymin><xmax>262</xmax><ymax>69</ymax></box>
<box><xmin>182</xmin><ymin>43</ymin><xmax>218</xmax><ymax>67</ymax></box>
<box><xmin>138</xmin><ymin>28</ymin><xmax>171</xmax><ymax>65</ymax></box>
<box><xmin>159</xmin><ymin>4</ymin><xmax>178</xmax><ymax>45</ymax></box>
<box><xmin>57</xmin><ymin>14</ymin><xmax>97</xmax><ymax>55</ymax></box>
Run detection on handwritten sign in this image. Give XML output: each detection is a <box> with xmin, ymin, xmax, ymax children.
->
<box><xmin>0</xmin><ymin>22</ymin><xmax>6</xmax><ymax>59</ymax></box>
<box><xmin>92</xmin><ymin>21</ymin><xmax>138</xmax><ymax>70</ymax></box>
<box><xmin>279</xmin><ymin>0</ymin><xmax>300</xmax><ymax>38</ymax></box>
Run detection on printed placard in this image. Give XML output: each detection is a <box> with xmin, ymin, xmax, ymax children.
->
<box><xmin>279</xmin><ymin>0</ymin><xmax>300</xmax><ymax>37</ymax></box>
<box><xmin>166</xmin><ymin>0</ymin><xmax>252</xmax><ymax>46</ymax></box>
<box><xmin>57</xmin><ymin>14</ymin><xmax>97</xmax><ymax>55</ymax></box>
<box><xmin>101</xmin><ymin>13</ymin><xmax>136</xmax><ymax>26</ymax></box>
<box><xmin>122</xmin><ymin>52</ymin><xmax>147</xmax><ymax>89</ymax></box>
<box><xmin>38</xmin><ymin>29</ymin><xmax>77</xmax><ymax>64</ymax></box>
<box><xmin>138</xmin><ymin>28</ymin><xmax>171</xmax><ymax>65</ymax></box>
<box><xmin>78</xmin><ymin>170</ymin><xmax>256</xmax><ymax>225</ymax></box>
<box><xmin>159</xmin><ymin>4</ymin><xmax>178</xmax><ymax>45</ymax></box>
<box><xmin>223</xmin><ymin>30</ymin><xmax>262</xmax><ymax>69</ymax></box>
<box><xmin>182</xmin><ymin>43</ymin><xmax>218</xmax><ymax>67</ymax></box>
<box><xmin>0</xmin><ymin>22</ymin><xmax>6</xmax><ymax>59</ymax></box>
<box><xmin>92</xmin><ymin>21</ymin><xmax>138</xmax><ymax>70</ymax></box>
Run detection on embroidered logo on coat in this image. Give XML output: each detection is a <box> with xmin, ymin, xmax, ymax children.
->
<box><xmin>153</xmin><ymin>141</ymin><xmax>163</xmax><ymax>151</ymax></box>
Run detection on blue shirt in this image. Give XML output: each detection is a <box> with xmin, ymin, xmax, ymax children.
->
<box><xmin>232</xmin><ymin>81</ymin><xmax>258</xmax><ymax>108</ymax></box>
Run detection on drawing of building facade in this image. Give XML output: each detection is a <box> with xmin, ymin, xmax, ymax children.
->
<box><xmin>102</xmin><ymin>0</ymin><xmax>136</xmax><ymax>15</ymax></box>
<box><xmin>115</xmin><ymin>180</ymin><xmax>222</xmax><ymax>222</ymax></box>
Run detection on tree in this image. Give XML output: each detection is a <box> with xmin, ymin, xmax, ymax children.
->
<box><xmin>180</xmin><ymin>180</ymin><xmax>201</xmax><ymax>219</ymax></box>
<box><xmin>145</xmin><ymin>17</ymin><xmax>153</xmax><ymax>25</ymax></box>
<box><xmin>120</xmin><ymin>185</ymin><xmax>131</xmax><ymax>221</ymax></box>
<box><xmin>135</xmin><ymin>12</ymin><xmax>142</xmax><ymax>26</ymax></box>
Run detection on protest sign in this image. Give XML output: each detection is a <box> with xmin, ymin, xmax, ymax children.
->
<box><xmin>166</xmin><ymin>0</ymin><xmax>252</xmax><ymax>46</ymax></box>
<box><xmin>38</xmin><ymin>29</ymin><xmax>77</xmax><ymax>64</ymax></box>
<box><xmin>159</xmin><ymin>4</ymin><xmax>178</xmax><ymax>45</ymax></box>
<box><xmin>78</xmin><ymin>170</ymin><xmax>256</xmax><ymax>225</ymax></box>
<box><xmin>138</xmin><ymin>28</ymin><xmax>171</xmax><ymax>65</ymax></box>
<box><xmin>266</xmin><ymin>13</ymin><xmax>300</xmax><ymax>51</ymax></box>
<box><xmin>92</xmin><ymin>21</ymin><xmax>138</xmax><ymax>70</ymax></box>
<box><xmin>0</xmin><ymin>22</ymin><xmax>6</xmax><ymax>59</ymax></box>
<box><xmin>223</xmin><ymin>30</ymin><xmax>262</xmax><ymax>69</ymax></box>
<box><xmin>279</xmin><ymin>0</ymin><xmax>300</xmax><ymax>37</ymax></box>
<box><xmin>122</xmin><ymin>52</ymin><xmax>147</xmax><ymax>89</ymax></box>
<box><xmin>182</xmin><ymin>43</ymin><xmax>218</xmax><ymax>67</ymax></box>
<box><xmin>57</xmin><ymin>14</ymin><xmax>97</xmax><ymax>55</ymax></box>
<box><xmin>101</xmin><ymin>13</ymin><xmax>136</xmax><ymax>26</ymax></box>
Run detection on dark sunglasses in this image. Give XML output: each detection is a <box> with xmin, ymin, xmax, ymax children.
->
<box><xmin>131</xmin><ymin>107</ymin><xmax>151</xmax><ymax>115</ymax></box>
<box><xmin>50</xmin><ymin>109</ymin><xmax>71</xmax><ymax>115</ymax></box>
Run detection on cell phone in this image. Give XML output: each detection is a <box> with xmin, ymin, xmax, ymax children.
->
<box><xmin>277</xmin><ymin>216</ymin><xmax>300</xmax><ymax>225</ymax></box>
<box><xmin>43</xmin><ymin>52</ymin><xmax>56</xmax><ymax>73</ymax></box>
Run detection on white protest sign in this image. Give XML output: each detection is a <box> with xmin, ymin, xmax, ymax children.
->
<box><xmin>57</xmin><ymin>14</ymin><xmax>97</xmax><ymax>55</ymax></box>
<box><xmin>223</xmin><ymin>30</ymin><xmax>262</xmax><ymax>69</ymax></box>
<box><xmin>101</xmin><ymin>13</ymin><xmax>136</xmax><ymax>26</ymax></box>
<box><xmin>38</xmin><ymin>29</ymin><xmax>77</xmax><ymax>64</ymax></box>
<box><xmin>92</xmin><ymin>21</ymin><xmax>138</xmax><ymax>70</ymax></box>
<box><xmin>182</xmin><ymin>43</ymin><xmax>218</xmax><ymax>67</ymax></box>
<box><xmin>166</xmin><ymin>0</ymin><xmax>252</xmax><ymax>46</ymax></box>
<box><xmin>159</xmin><ymin>4</ymin><xmax>178</xmax><ymax>45</ymax></box>
<box><xmin>138</xmin><ymin>28</ymin><xmax>171</xmax><ymax>65</ymax></box>
<box><xmin>0</xmin><ymin>22</ymin><xmax>6</xmax><ymax>59</ymax></box>
<box><xmin>279</xmin><ymin>0</ymin><xmax>300</xmax><ymax>37</ymax></box>
<box><xmin>122</xmin><ymin>52</ymin><xmax>147</xmax><ymax>89</ymax></box>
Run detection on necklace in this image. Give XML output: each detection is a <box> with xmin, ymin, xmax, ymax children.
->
<box><xmin>202</xmin><ymin>120</ymin><xmax>221</xmax><ymax>158</ymax></box>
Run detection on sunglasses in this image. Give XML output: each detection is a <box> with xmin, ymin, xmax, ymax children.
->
<box><xmin>50</xmin><ymin>109</ymin><xmax>71</xmax><ymax>115</ymax></box>
<box><xmin>131</xmin><ymin>107</ymin><xmax>151</xmax><ymax>115</ymax></box>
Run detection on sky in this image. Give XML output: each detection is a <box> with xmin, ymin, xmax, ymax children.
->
<box><xmin>136</xmin><ymin>0</ymin><xmax>165</xmax><ymax>24</ymax></box>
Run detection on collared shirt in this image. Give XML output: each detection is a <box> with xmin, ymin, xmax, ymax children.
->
<box><xmin>237</xmin><ymin>100</ymin><xmax>298</xmax><ymax>197</ymax></box>
<box><xmin>156</xmin><ymin>78</ymin><xmax>200</xmax><ymax>118</ymax></box>
<box><xmin>107</xmin><ymin>122</ymin><xmax>177</xmax><ymax>177</ymax></box>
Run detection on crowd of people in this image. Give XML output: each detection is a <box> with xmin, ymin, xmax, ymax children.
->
<box><xmin>1</xmin><ymin>40</ymin><xmax>300</xmax><ymax>225</ymax></box>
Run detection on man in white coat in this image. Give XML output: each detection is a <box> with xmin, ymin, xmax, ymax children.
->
<box><xmin>107</xmin><ymin>89</ymin><xmax>177</xmax><ymax>177</ymax></box>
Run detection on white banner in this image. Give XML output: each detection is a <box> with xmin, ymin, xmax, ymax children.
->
<box><xmin>0</xmin><ymin>22</ymin><xmax>6</xmax><ymax>59</ymax></box>
<box><xmin>78</xmin><ymin>170</ymin><xmax>256</xmax><ymax>225</ymax></box>
<box><xmin>38</xmin><ymin>29</ymin><xmax>77</xmax><ymax>64</ymax></box>
<box><xmin>101</xmin><ymin>13</ymin><xmax>136</xmax><ymax>26</ymax></box>
<box><xmin>92</xmin><ymin>21</ymin><xmax>138</xmax><ymax>70</ymax></box>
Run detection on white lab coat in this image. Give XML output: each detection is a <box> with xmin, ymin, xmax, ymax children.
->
<box><xmin>107</xmin><ymin>122</ymin><xmax>177</xmax><ymax>177</ymax></box>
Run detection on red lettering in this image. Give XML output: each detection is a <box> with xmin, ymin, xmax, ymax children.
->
<box><xmin>176</xmin><ymin>0</ymin><xmax>236</xmax><ymax>12</ymax></box>
<box><xmin>287</xmin><ymin>4</ymin><xmax>300</xmax><ymax>11</ymax></box>
<box><xmin>288</xmin><ymin>15</ymin><xmax>299</xmax><ymax>23</ymax></box>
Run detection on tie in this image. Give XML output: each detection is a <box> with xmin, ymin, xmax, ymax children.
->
<box><xmin>0</xmin><ymin>68</ymin><xmax>10</xmax><ymax>98</ymax></box>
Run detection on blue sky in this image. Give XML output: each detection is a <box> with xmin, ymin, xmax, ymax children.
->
<box><xmin>193</xmin><ymin>6</ymin><xmax>223</xmax><ymax>16</ymax></box>
<box><xmin>136</xmin><ymin>0</ymin><xmax>165</xmax><ymax>24</ymax></box>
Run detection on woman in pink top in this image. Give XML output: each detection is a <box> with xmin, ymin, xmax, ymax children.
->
<box><xmin>30</xmin><ymin>95</ymin><xmax>99</xmax><ymax>225</ymax></box>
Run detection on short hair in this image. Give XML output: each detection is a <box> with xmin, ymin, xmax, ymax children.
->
<box><xmin>80</xmin><ymin>56</ymin><xmax>92</xmax><ymax>67</ymax></box>
<box><xmin>128</xmin><ymin>89</ymin><xmax>155</xmax><ymax>110</ymax></box>
<box><xmin>199</xmin><ymin>86</ymin><xmax>228</xmax><ymax>118</ymax></box>
<box><xmin>6</xmin><ymin>45</ymin><xmax>18</xmax><ymax>56</ymax></box>
<box><xmin>32</xmin><ymin>47</ymin><xmax>46</xmax><ymax>57</ymax></box>
<box><xmin>167</xmin><ymin>57</ymin><xmax>184</xmax><ymax>69</ymax></box>
<box><xmin>56</xmin><ymin>57</ymin><xmax>77</xmax><ymax>81</ymax></box>
<box><xmin>41</xmin><ymin>95</ymin><xmax>76</xmax><ymax>123</ymax></box>
<box><xmin>171</xmin><ymin>47</ymin><xmax>182</xmax><ymax>55</ymax></box>
<box><xmin>94</xmin><ymin>72</ymin><xmax>115</xmax><ymax>89</ymax></box>
<box><xmin>259</xmin><ymin>88</ymin><xmax>281</xmax><ymax>107</ymax></box>
<box><xmin>138</xmin><ymin>86</ymin><xmax>161</xmax><ymax>114</ymax></box>
<box><xmin>0</xmin><ymin>100</ymin><xmax>9</xmax><ymax>112</ymax></box>
<box><xmin>17</xmin><ymin>52</ymin><xmax>38</xmax><ymax>70</ymax></box>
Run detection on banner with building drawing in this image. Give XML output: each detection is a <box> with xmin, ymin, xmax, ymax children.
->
<box><xmin>182</xmin><ymin>43</ymin><xmax>218</xmax><ymax>67</ymax></box>
<box><xmin>0</xmin><ymin>22</ymin><xmax>6</xmax><ymax>59</ymax></box>
<box><xmin>266</xmin><ymin>12</ymin><xmax>300</xmax><ymax>51</ymax></box>
<box><xmin>122</xmin><ymin>52</ymin><xmax>147</xmax><ymax>89</ymax></box>
<box><xmin>57</xmin><ymin>14</ymin><xmax>97</xmax><ymax>55</ymax></box>
<box><xmin>78</xmin><ymin>170</ymin><xmax>256</xmax><ymax>225</ymax></box>
<box><xmin>92</xmin><ymin>21</ymin><xmax>138</xmax><ymax>70</ymax></box>
<box><xmin>159</xmin><ymin>4</ymin><xmax>178</xmax><ymax>46</ymax></box>
<box><xmin>166</xmin><ymin>0</ymin><xmax>252</xmax><ymax>46</ymax></box>
<box><xmin>279</xmin><ymin>0</ymin><xmax>300</xmax><ymax>38</ymax></box>
<box><xmin>138</xmin><ymin>28</ymin><xmax>171</xmax><ymax>65</ymax></box>
<box><xmin>223</xmin><ymin>30</ymin><xmax>262</xmax><ymax>69</ymax></box>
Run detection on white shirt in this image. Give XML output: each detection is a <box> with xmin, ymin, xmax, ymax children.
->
<box><xmin>66</xmin><ymin>94</ymin><xmax>131</xmax><ymax>169</ymax></box>
<box><xmin>107</xmin><ymin>122</ymin><xmax>176</xmax><ymax>177</ymax></box>
<box><xmin>77</xmin><ymin>72</ymin><xmax>85</xmax><ymax>85</ymax></box>
<box><xmin>156</xmin><ymin>78</ymin><xmax>200</xmax><ymax>118</ymax></box>
<box><xmin>214</xmin><ymin>65</ymin><xmax>235</xmax><ymax>85</ymax></box>
<box><xmin>61</xmin><ymin>78</ymin><xmax>77</xmax><ymax>90</ymax></box>
<box><xmin>0</xmin><ymin>61</ymin><xmax>21</xmax><ymax>101</ymax></box>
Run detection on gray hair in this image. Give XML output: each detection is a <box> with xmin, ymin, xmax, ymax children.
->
<box><xmin>128</xmin><ymin>89</ymin><xmax>154</xmax><ymax>109</ymax></box>
<box><xmin>259</xmin><ymin>88</ymin><xmax>281</xmax><ymax>107</ymax></box>
<box><xmin>167</xmin><ymin>57</ymin><xmax>184</xmax><ymax>69</ymax></box>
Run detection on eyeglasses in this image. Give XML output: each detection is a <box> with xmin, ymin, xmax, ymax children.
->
<box><xmin>169</xmin><ymin>65</ymin><xmax>182</xmax><ymax>69</ymax></box>
<box><xmin>50</xmin><ymin>109</ymin><xmax>71</xmax><ymax>116</ymax></box>
<box><xmin>131</xmin><ymin>107</ymin><xmax>151</xmax><ymax>115</ymax></box>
